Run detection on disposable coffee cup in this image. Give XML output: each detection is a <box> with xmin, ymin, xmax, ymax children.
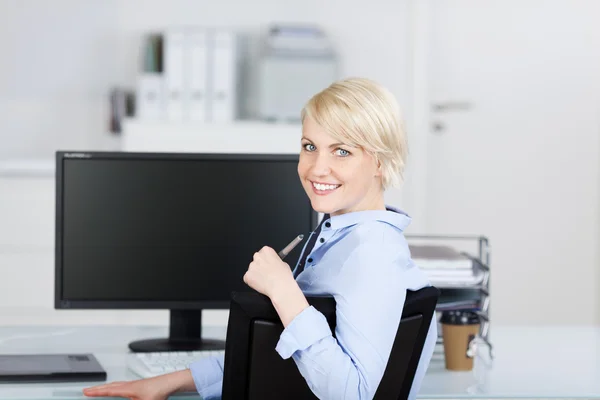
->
<box><xmin>440</xmin><ymin>310</ymin><xmax>480</xmax><ymax>371</ymax></box>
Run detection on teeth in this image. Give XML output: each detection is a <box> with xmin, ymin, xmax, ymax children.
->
<box><xmin>313</xmin><ymin>182</ymin><xmax>340</xmax><ymax>191</ymax></box>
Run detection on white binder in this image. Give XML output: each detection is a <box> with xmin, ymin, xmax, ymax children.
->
<box><xmin>188</xmin><ymin>28</ymin><xmax>209</xmax><ymax>122</ymax></box>
<box><xmin>209</xmin><ymin>30</ymin><xmax>237</xmax><ymax>122</ymax></box>
<box><xmin>136</xmin><ymin>73</ymin><xmax>164</xmax><ymax>120</ymax></box>
<box><xmin>163</xmin><ymin>29</ymin><xmax>187</xmax><ymax>121</ymax></box>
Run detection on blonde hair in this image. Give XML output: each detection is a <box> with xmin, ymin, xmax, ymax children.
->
<box><xmin>301</xmin><ymin>77</ymin><xmax>408</xmax><ymax>190</ymax></box>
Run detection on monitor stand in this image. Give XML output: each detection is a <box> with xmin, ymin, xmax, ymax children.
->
<box><xmin>128</xmin><ymin>310</ymin><xmax>225</xmax><ymax>353</ymax></box>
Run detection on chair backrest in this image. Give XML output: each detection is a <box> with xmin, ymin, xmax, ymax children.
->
<box><xmin>373</xmin><ymin>286</ymin><xmax>439</xmax><ymax>399</ymax></box>
<box><xmin>221</xmin><ymin>286</ymin><xmax>439</xmax><ymax>400</ymax></box>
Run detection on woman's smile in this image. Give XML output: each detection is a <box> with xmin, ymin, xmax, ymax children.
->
<box><xmin>311</xmin><ymin>181</ymin><xmax>342</xmax><ymax>195</ymax></box>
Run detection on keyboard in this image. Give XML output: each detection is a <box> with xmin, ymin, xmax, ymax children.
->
<box><xmin>127</xmin><ymin>350</ymin><xmax>225</xmax><ymax>378</ymax></box>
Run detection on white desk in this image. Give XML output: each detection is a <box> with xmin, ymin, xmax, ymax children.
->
<box><xmin>0</xmin><ymin>325</ymin><xmax>598</xmax><ymax>399</ymax></box>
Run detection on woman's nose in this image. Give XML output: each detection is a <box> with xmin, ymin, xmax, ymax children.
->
<box><xmin>311</xmin><ymin>154</ymin><xmax>332</xmax><ymax>176</ymax></box>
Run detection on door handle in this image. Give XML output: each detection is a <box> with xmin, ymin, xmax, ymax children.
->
<box><xmin>432</xmin><ymin>121</ymin><xmax>445</xmax><ymax>133</ymax></box>
<box><xmin>431</xmin><ymin>102</ymin><xmax>472</xmax><ymax>112</ymax></box>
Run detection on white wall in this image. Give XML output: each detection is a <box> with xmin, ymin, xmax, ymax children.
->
<box><xmin>0</xmin><ymin>0</ymin><xmax>122</xmax><ymax>159</ymax></box>
<box><xmin>0</xmin><ymin>0</ymin><xmax>412</xmax><ymax>159</ymax></box>
<box><xmin>0</xmin><ymin>0</ymin><xmax>412</xmax><ymax>326</ymax></box>
<box><xmin>1</xmin><ymin>0</ymin><xmax>599</xmax><ymax>328</ymax></box>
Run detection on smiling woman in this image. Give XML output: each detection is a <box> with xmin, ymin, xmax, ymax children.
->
<box><xmin>299</xmin><ymin>116</ymin><xmax>386</xmax><ymax>216</ymax></box>
<box><xmin>301</xmin><ymin>77</ymin><xmax>408</xmax><ymax>189</ymax></box>
<box><xmin>297</xmin><ymin>77</ymin><xmax>408</xmax><ymax>216</ymax></box>
<box><xmin>84</xmin><ymin>77</ymin><xmax>437</xmax><ymax>400</ymax></box>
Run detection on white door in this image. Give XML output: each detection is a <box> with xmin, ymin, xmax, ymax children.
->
<box><xmin>417</xmin><ymin>0</ymin><xmax>600</xmax><ymax>325</ymax></box>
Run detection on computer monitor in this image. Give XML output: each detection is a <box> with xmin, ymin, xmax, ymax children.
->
<box><xmin>54</xmin><ymin>151</ymin><xmax>316</xmax><ymax>352</ymax></box>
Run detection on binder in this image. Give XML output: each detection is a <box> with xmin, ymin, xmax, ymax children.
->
<box><xmin>136</xmin><ymin>73</ymin><xmax>164</xmax><ymax>119</ymax></box>
<box><xmin>188</xmin><ymin>28</ymin><xmax>209</xmax><ymax>122</ymax></box>
<box><xmin>0</xmin><ymin>354</ymin><xmax>106</xmax><ymax>383</ymax></box>
<box><xmin>135</xmin><ymin>34</ymin><xmax>164</xmax><ymax>120</ymax></box>
<box><xmin>163</xmin><ymin>29</ymin><xmax>187</xmax><ymax>121</ymax></box>
<box><xmin>209</xmin><ymin>30</ymin><xmax>237</xmax><ymax>122</ymax></box>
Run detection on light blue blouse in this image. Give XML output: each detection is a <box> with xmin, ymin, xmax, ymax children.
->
<box><xmin>190</xmin><ymin>206</ymin><xmax>437</xmax><ymax>400</ymax></box>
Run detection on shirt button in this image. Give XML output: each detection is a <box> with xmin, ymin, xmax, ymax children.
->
<box><xmin>325</xmin><ymin>222</ymin><xmax>331</xmax><ymax>228</ymax></box>
<box><xmin>319</xmin><ymin>238</ymin><xmax>325</xmax><ymax>243</ymax></box>
<box><xmin>307</xmin><ymin>258</ymin><xmax>313</xmax><ymax>263</ymax></box>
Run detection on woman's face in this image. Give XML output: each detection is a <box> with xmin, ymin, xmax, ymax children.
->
<box><xmin>298</xmin><ymin>117</ymin><xmax>384</xmax><ymax>216</ymax></box>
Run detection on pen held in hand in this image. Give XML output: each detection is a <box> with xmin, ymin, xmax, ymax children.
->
<box><xmin>277</xmin><ymin>234</ymin><xmax>304</xmax><ymax>260</ymax></box>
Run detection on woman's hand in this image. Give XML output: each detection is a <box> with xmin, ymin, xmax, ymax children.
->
<box><xmin>83</xmin><ymin>369</ymin><xmax>195</xmax><ymax>400</ymax></box>
<box><xmin>244</xmin><ymin>246</ymin><xmax>309</xmax><ymax>327</ymax></box>
<box><xmin>243</xmin><ymin>246</ymin><xmax>295</xmax><ymax>299</ymax></box>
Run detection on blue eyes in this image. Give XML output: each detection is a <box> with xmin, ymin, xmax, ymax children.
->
<box><xmin>302</xmin><ymin>143</ymin><xmax>351</xmax><ymax>157</ymax></box>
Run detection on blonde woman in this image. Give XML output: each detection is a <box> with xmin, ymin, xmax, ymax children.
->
<box><xmin>84</xmin><ymin>77</ymin><xmax>437</xmax><ymax>400</ymax></box>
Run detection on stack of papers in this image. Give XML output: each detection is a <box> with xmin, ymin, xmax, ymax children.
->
<box><xmin>410</xmin><ymin>245</ymin><xmax>484</xmax><ymax>287</ymax></box>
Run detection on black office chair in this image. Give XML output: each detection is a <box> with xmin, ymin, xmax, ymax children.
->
<box><xmin>221</xmin><ymin>286</ymin><xmax>440</xmax><ymax>400</ymax></box>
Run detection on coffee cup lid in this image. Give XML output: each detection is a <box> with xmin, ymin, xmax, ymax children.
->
<box><xmin>440</xmin><ymin>310</ymin><xmax>480</xmax><ymax>325</ymax></box>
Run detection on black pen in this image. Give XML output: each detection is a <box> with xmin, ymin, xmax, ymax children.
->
<box><xmin>277</xmin><ymin>234</ymin><xmax>304</xmax><ymax>260</ymax></box>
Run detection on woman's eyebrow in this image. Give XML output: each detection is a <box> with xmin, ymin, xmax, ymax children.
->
<box><xmin>301</xmin><ymin>137</ymin><xmax>348</xmax><ymax>148</ymax></box>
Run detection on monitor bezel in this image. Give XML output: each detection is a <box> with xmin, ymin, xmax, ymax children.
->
<box><xmin>54</xmin><ymin>151</ymin><xmax>317</xmax><ymax>310</ymax></box>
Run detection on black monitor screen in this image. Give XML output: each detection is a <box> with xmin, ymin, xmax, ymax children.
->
<box><xmin>56</xmin><ymin>153</ymin><xmax>314</xmax><ymax>306</ymax></box>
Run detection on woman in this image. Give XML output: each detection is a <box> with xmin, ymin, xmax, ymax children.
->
<box><xmin>83</xmin><ymin>77</ymin><xmax>437</xmax><ymax>400</ymax></box>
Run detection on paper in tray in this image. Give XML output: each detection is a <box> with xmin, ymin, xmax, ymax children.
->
<box><xmin>409</xmin><ymin>244</ymin><xmax>473</xmax><ymax>270</ymax></box>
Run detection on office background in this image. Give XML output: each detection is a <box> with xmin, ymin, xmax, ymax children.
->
<box><xmin>0</xmin><ymin>0</ymin><xmax>599</xmax><ymax>330</ymax></box>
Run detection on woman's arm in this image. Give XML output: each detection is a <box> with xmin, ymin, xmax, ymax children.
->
<box><xmin>275</xmin><ymin>292</ymin><xmax>406</xmax><ymax>399</ymax></box>
<box><xmin>271</xmin><ymin>279</ymin><xmax>310</xmax><ymax>327</ymax></box>
<box><xmin>274</xmin><ymin>241</ymin><xmax>432</xmax><ymax>400</ymax></box>
<box><xmin>83</xmin><ymin>369</ymin><xmax>197</xmax><ymax>399</ymax></box>
<box><xmin>242</xmin><ymin>238</ymin><xmax>433</xmax><ymax>399</ymax></box>
<box><xmin>188</xmin><ymin>352</ymin><xmax>226</xmax><ymax>400</ymax></box>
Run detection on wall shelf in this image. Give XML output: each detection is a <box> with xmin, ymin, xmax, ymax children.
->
<box><xmin>121</xmin><ymin>118</ymin><xmax>303</xmax><ymax>154</ymax></box>
<box><xmin>0</xmin><ymin>159</ymin><xmax>55</xmax><ymax>177</ymax></box>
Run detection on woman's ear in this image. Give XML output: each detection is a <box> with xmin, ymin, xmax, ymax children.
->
<box><xmin>374</xmin><ymin>160</ymin><xmax>383</xmax><ymax>177</ymax></box>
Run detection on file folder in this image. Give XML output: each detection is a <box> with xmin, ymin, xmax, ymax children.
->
<box><xmin>136</xmin><ymin>73</ymin><xmax>164</xmax><ymax>119</ymax></box>
<box><xmin>0</xmin><ymin>354</ymin><xmax>106</xmax><ymax>383</ymax></box>
<box><xmin>163</xmin><ymin>29</ymin><xmax>187</xmax><ymax>121</ymax></box>
<box><xmin>188</xmin><ymin>28</ymin><xmax>209</xmax><ymax>122</ymax></box>
<box><xmin>209</xmin><ymin>30</ymin><xmax>237</xmax><ymax>122</ymax></box>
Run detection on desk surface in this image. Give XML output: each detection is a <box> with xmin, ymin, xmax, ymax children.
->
<box><xmin>0</xmin><ymin>325</ymin><xmax>598</xmax><ymax>399</ymax></box>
